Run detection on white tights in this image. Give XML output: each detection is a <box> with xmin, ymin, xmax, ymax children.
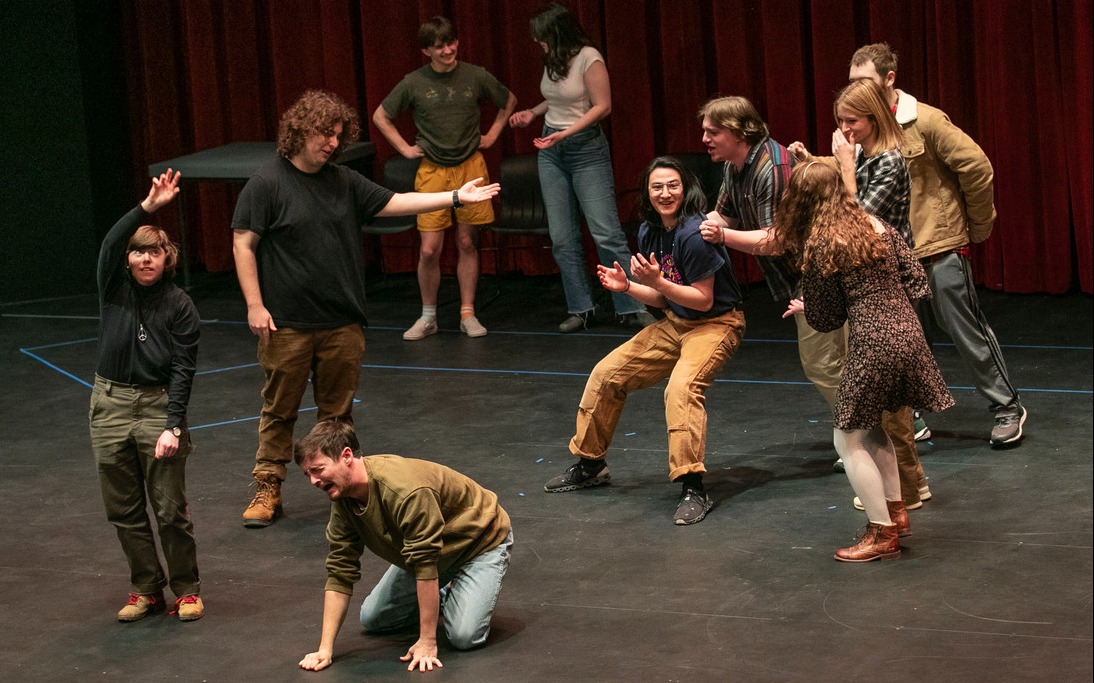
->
<box><xmin>833</xmin><ymin>427</ymin><xmax>900</xmax><ymax>525</ymax></box>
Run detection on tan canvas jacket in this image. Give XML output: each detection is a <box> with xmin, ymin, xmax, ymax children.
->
<box><xmin>895</xmin><ymin>91</ymin><xmax>997</xmax><ymax>259</ymax></box>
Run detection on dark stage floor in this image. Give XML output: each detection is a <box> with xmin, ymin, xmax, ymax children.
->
<box><xmin>1</xmin><ymin>272</ymin><xmax>1091</xmax><ymax>683</ymax></box>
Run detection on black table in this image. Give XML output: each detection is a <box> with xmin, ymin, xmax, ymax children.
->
<box><xmin>148</xmin><ymin>141</ymin><xmax>375</xmax><ymax>287</ymax></box>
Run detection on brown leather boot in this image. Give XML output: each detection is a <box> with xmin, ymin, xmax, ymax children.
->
<box><xmin>834</xmin><ymin>523</ymin><xmax>901</xmax><ymax>562</ymax></box>
<box><xmin>887</xmin><ymin>499</ymin><xmax>912</xmax><ymax>537</ymax></box>
<box><xmin>242</xmin><ymin>473</ymin><xmax>282</xmax><ymax>528</ymax></box>
<box><xmin>883</xmin><ymin>499</ymin><xmax>910</xmax><ymax>536</ymax></box>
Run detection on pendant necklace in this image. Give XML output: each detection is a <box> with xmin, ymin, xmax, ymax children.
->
<box><xmin>135</xmin><ymin>293</ymin><xmax>149</xmax><ymax>343</ymax></box>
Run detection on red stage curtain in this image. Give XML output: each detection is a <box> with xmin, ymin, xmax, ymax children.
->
<box><xmin>122</xmin><ymin>0</ymin><xmax>1093</xmax><ymax>294</ymax></box>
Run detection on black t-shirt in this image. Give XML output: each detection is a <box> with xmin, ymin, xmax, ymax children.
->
<box><xmin>231</xmin><ymin>157</ymin><xmax>394</xmax><ymax>328</ymax></box>
<box><xmin>637</xmin><ymin>214</ymin><xmax>742</xmax><ymax>320</ymax></box>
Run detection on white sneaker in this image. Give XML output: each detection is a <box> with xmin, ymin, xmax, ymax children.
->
<box><xmin>403</xmin><ymin>317</ymin><xmax>438</xmax><ymax>341</ymax></box>
<box><xmin>459</xmin><ymin>315</ymin><xmax>487</xmax><ymax>338</ymax></box>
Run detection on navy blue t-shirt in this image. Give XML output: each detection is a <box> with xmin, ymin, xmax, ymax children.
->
<box><xmin>637</xmin><ymin>214</ymin><xmax>742</xmax><ymax>320</ymax></box>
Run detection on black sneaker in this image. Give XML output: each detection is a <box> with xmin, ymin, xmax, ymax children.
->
<box><xmin>544</xmin><ymin>460</ymin><xmax>610</xmax><ymax>492</ymax></box>
<box><xmin>674</xmin><ymin>488</ymin><xmax>713</xmax><ymax>525</ymax></box>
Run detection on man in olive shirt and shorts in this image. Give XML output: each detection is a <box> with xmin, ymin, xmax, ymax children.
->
<box><xmin>373</xmin><ymin>16</ymin><xmax>517</xmax><ymax>340</ymax></box>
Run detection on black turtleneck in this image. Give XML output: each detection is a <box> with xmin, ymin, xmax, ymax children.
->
<box><xmin>96</xmin><ymin>205</ymin><xmax>200</xmax><ymax>429</ymax></box>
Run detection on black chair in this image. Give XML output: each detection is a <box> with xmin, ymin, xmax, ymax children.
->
<box><xmin>491</xmin><ymin>153</ymin><xmax>550</xmax><ymax>237</ymax></box>
<box><xmin>479</xmin><ymin>153</ymin><xmax>552</xmax><ymax>305</ymax></box>
<box><xmin>362</xmin><ymin>155</ymin><xmax>422</xmax><ymax>234</ymax></box>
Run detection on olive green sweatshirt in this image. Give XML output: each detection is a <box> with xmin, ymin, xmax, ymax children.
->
<box><xmin>324</xmin><ymin>455</ymin><xmax>511</xmax><ymax>594</ymax></box>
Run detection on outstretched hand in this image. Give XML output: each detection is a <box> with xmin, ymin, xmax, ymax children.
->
<box><xmin>596</xmin><ymin>262</ymin><xmax>630</xmax><ymax>292</ymax></box>
<box><xmin>532</xmin><ymin>130</ymin><xmax>565</xmax><ymax>149</ymax></box>
<box><xmin>457</xmin><ymin>178</ymin><xmax>501</xmax><ymax>204</ymax></box>
<box><xmin>141</xmin><ymin>168</ymin><xmax>181</xmax><ymax>213</ymax></box>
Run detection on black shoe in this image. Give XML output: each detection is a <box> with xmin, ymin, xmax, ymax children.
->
<box><xmin>544</xmin><ymin>460</ymin><xmax>610</xmax><ymax>492</ymax></box>
<box><xmin>674</xmin><ymin>488</ymin><xmax>713</xmax><ymax>525</ymax></box>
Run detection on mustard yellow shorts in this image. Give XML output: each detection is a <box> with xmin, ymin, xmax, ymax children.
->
<box><xmin>413</xmin><ymin>152</ymin><xmax>494</xmax><ymax>232</ymax></box>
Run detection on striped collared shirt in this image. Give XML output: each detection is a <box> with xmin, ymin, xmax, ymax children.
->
<box><xmin>715</xmin><ymin>136</ymin><xmax>798</xmax><ymax>301</ymax></box>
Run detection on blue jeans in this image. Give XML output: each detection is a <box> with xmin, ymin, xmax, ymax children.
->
<box><xmin>359</xmin><ymin>530</ymin><xmax>513</xmax><ymax>650</ymax></box>
<box><xmin>537</xmin><ymin>126</ymin><xmax>643</xmax><ymax>316</ymax></box>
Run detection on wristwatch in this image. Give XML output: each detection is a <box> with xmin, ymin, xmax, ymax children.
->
<box><xmin>452</xmin><ymin>189</ymin><xmax>464</xmax><ymax>209</ymax></box>
<box><xmin>170</xmin><ymin>427</ymin><xmax>182</xmax><ymax>437</ymax></box>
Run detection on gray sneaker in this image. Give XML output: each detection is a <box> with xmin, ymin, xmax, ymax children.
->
<box><xmin>620</xmin><ymin>310</ymin><xmax>657</xmax><ymax>329</ymax></box>
<box><xmin>544</xmin><ymin>460</ymin><xmax>610</xmax><ymax>492</ymax></box>
<box><xmin>674</xmin><ymin>488</ymin><xmax>714</xmax><ymax>525</ymax></box>
<box><xmin>990</xmin><ymin>404</ymin><xmax>1027</xmax><ymax>446</ymax></box>
<box><xmin>559</xmin><ymin>308</ymin><xmax>597</xmax><ymax>333</ymax></box>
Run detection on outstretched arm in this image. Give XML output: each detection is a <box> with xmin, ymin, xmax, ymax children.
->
<box><xmin>377</xmin><ymin>178</ymin><xmax>500</xmax><ymax>217</ymax></box>
<box><xmin>299</xmin><ymin>590</ymin><xmax>351</xmax><ymax>672</ymax></box>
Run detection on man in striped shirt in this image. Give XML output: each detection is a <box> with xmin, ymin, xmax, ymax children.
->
<box><xmin>698</xmin><ymin>96</ymin><xmax>847</xmax><ymax>414</ymax></box>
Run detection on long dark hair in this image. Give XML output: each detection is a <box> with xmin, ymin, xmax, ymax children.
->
<box><xmin>530</xmin><ymin>3</ymin><xmax>592</xmax><ymax>81</ymax></box>
<box><xmin>637</xmin><ymin>156</ymin><xmax>708</xmax><ymax>228</ymax></box>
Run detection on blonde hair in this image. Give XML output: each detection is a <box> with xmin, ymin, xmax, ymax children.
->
<box><xmin>833</xmin><ymin>79</ymin><xmax>903</xmax><ymax>156</ymax></box>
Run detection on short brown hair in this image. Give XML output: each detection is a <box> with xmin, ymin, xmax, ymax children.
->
<box><xmin>419</xmin><ymin>16</ymin><xmax>456</xmax><ymax>48</ymax></box>
<box><xmin>128</xmin><ymin>226</ymin><xmax>179</xmax><ymax>277</ymax></box>
<box><xmin>850</xmin><ymin>42</ymin><xmax>898</xmax><ymax>79</ymax></box>
<box><xmin>276</xmin><ymin>90</ymin><xmax>361</xmax><ymax>160</ymax></box>
<box><xmin>293</xmin><ymin>419</ymin><xmax>361</xmax><ymax>468</ymax></box>
<box><xmin>698</xmin><ymin>96</ymin><xmax>769</xmax><ymax>146</ymax></box>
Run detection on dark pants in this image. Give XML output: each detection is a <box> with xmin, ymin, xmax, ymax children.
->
<box><xmin>89</xmin><ymin>376</ymin><xmax>199</xmax><ymax>597</ymax></box>
<box><xmin>254</xmin><ymin>324</ymin><xmax>366</xmax><ymax>481</ymax></box>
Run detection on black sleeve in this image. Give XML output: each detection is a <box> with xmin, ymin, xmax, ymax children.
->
<box><xmin>98</xmin><ymin>205</ymin><xmax>152</xmax><ymax>300</ymax></box>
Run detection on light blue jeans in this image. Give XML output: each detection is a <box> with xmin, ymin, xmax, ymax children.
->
<box><xmin>359</xmin><ymin>530</ymin><xmax>513</xmax><ymax>650</ymax></box>
<box><xmin>537</xmin><ymin>126</ymin><xmax>643</xmax><ymax>316</ymax></box>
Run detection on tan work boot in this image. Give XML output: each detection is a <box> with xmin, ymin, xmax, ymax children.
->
<box><xmin>242</xmin><ymin>473</ymin><xmax>282</xmax><ymax>528</ymax></box>
<box><xmin>172</xmin><ymin>594</ymin><xmax>205</xmax><ymax>621</ymax></box>
<box><xmin>117</xmin><ymin>592</ymin><xmax>165</xmax><ymax>622</ymax></box>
